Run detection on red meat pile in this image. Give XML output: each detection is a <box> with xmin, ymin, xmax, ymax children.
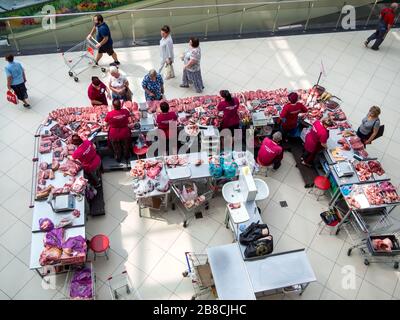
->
<box><xmin>348</xmin><ymin>137</ymin><xmax>364</xmax><ymax>151</ymax></box>
<box><xmin>354</xmin><ymin>161</ymin><xmax>372</xmax><ymax>182</ymax></box>
<box><xmin>379</xmin><ymin>182</ymin><xmax>400</xmax><ymax>204</ymax></box>
<box><xmin>368</xmin><ymin>160</ymin><xmax>385</xmax><ymax>176</ymax></box>
<box><xmin>364</xmin><ymin>184</ymin><xmax>385</xmax><ymax>206</ymax></box>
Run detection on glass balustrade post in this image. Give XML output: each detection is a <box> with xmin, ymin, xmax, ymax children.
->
<box><xmin>272</xmin><ymin>4</ymin><xmax>281</xmax><ymax>34</ymax></box>
<box><xmin>130</xmin><ymin>13</ymin><xmax>136</xmax><ymax>46</ymax></box>
<box><xmin>204</xmin><ymin>9</ymin><xmax>210</xmax><ymax>39</ymax></box>
<box><xmin>304</xmin><ymin>1</ymin><xmax>314</xmax><ymax>32</ymax></box>
<box><xmin>239</xmin><ymin>8</ymin><xmax>246</xmax><ymax>38</ymax></box>
<box><xmin>335</xmin><ymin>2</ymin><xmax>346</xmax><ymax>31</ymax></box>
<box><xmin>6</xmin><ymin>20</ymin><xmax>20</xmax><ymax>54</ymax></box>
<box><xmin>365</xmin><ymin>0</ymin><xmax>378</xmax><ymax>28</ymax></box>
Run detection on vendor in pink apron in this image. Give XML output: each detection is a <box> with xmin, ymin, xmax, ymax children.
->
<box><xmin>302</xmin><ymin>118</ymin><xmax>333</xmax><ymax>167</ymax></box>
<box><xmin>257</xmin><ymin>132</ymin><xmax>284</xmax><ymax>170</ymax></box>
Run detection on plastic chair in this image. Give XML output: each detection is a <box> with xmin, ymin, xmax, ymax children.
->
<box><xmin>89</xmin><ymin>234</ymin><xmax>110</xmax><ymax>260</ymax></box>
<box><xmin>133</xmin><ymin>145</ymin><xmax>149</xmax><ymax>160</ymax></box>
<box><xmin>310</xmin><ymin>176</ymin><xmax>331</xmax><ymax>201</ymax></box>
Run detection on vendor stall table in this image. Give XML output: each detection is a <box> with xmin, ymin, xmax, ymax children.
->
<box><xmin>207</xmin><ymin>244</ymin><xmax>316</xmax><ymax>299</ymax></box>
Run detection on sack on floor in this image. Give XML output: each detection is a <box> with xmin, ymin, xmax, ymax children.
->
<box><xmin>244</xmin><ymin>236</ymin><xmax>274</xmax><ymax>259</ymax></box>
<box><xmin>6</xmin><ymin>90</ymin><xmax>17</xmax><ymax>105</ymax></box>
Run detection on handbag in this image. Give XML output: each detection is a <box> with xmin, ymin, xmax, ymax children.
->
<box><xmin>6</xmin><ymin>90</ymin><xmax>17</xmax><ymax>105</ymax></box>
<box><xmin>244</xmin><ymin>236</ymin><xmax>274</xmax><ymax>258</ymax></box>
<box><xmin>164</xmin><ymin>63</ymin><xmax>175</xmax><ymax>79</ymax></box>
<box><xmin>373</xmin><ymin>125</ymin><xmax>384</xmax><ymax>141</ymax></box>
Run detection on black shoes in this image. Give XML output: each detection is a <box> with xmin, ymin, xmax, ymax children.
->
<box><xmin>23</xmin><ymin>103</ymin><xmax>31</xmax><ymax>108</ymax></box>
<box><xmin>179</xmin><ymin>84</ymin><xmax>189</xmax><ymax>88</ymax></box>
<box><xmin>371</xmin><ymin>47</ymin><xmax>379</xmax><ymax>51</ymax></box>
<box><xmin>110</xmin><ymin>61</ymin><xmax>120</xmax><ymax>66</ymax></box>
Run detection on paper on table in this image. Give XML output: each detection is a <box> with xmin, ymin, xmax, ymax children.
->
<box><xmin>203</xmin><ymin>126</ymin><xmax>215</xmax><ymax>137</ymax></box>
<box><xmin>354</xmin><ymin>194</ymin><xmax>370</xmax><ymax>209</ymax></box>
<box><xmin>229</xmin><ymin>204</ymin><xmax>250</xmax><ymax>224</ymax></box>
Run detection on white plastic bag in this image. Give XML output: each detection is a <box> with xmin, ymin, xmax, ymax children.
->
<box><xmin>181</xmin><ymin>183</ymin><xmax>198</xmax><ymax>202</ymax></box>
<box><xmin>164</xmin><ymin>63</ymin><xmax>175</xmax><ymax>79</ymax></box>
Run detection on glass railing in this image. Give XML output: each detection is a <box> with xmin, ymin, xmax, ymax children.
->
<box><xmin>0</xmin><ymin>0</ymin><xmax>393</xmax><ymax>55</ymax></box>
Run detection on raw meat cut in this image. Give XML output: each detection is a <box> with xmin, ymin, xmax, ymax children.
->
<box><xmin>368</xmin><ymin>161</ymin><xmax>385</xmax><ymax>176</ymax></box>
<box><xmin>59</xmin><ymin>160</ymin><xmax>82</xmax><ymax>177</ymax></box>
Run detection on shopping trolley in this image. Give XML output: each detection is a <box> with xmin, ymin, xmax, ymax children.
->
<box><xmin>183</xmin><ymin>252</ymin><xmax>216</xmax><ymax>300</ymax></box>
<box><xmin>107</xmin><ymin>270</ymin><xmax>142</xmax><ymax>300</ymax></box>
<box><xmin>347</xmin><ymin>232</ymin><xmax>400</xmax><ymax>269</ymax></box>
<box><xmin>62</xmin><ymin>37</ymin><xmax>107</xmax><ymax>82</ymax></box>
<box><xmin>171</xmin><ymin>178</ymin><xmax>214</xmax><ymax>228</ymax></box>
<box><xmin>63</xmin><ymin>262</ymin><xmax>96</xmax><ymax>300</ymax></box>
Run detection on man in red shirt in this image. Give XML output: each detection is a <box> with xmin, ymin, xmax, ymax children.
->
<box><xmin>365</xmin><ymin>3</ymin><xmax>398</xmax><ymax>51</ymax></box>
<box><xmin>280</xmin><ymin>92</ymin><xmax>308</xmax><ymax>140</ymax></box>
<box><xmin>156</xmin><ymin>101</ymin><xmax>177</xmax><ymax>155</ymax></box>
<box><xmin>105</xmin><ymin>99</ymin><xmax>132</xmax><ymax>163</ymax></box>
<box><xmin>88</xmin><ymin>76</ymin><xmax>110</xmax><ymax>106</ymax></box>
<box><xmin>71</xmin><ymin>135</ymin><xmax>102</xmax><ymax>187</ymax></box>
<box><xmin>257</xmin><ymin>132</ymin><xmax>284</xmax><ymax>170</ymax></box>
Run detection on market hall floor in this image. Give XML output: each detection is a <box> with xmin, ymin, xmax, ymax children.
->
<box><xmin>1</xmin><ymin>30</ymin><xmax>400</xmax><ymax>300</ymax></box>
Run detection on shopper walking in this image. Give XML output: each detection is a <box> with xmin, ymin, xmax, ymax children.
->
<box><xmin>159</xmin><ymin>25</ymin><xmax>174</xmax><ymax>79</ymax></box>
<box><xmin>364</xmin><ymin>2</ymin><xmax>398</xmax><ymax>51</ymax></box>
<box><xmin>109</xmin><ymin>67</ymin><xmax>132</xmax><ymax>101</ymax></box>
<box><xmin>87</xmin><ymin>14</ymin><xmax>120</xmax><ymax>66</ymax></box>
<box><xmin>105</xmin><ymin>99</ymin><xmax>132</xmax><ymax>163</ymax></box>
<box><xmin>180</xmin><ymin>37</ymin><xmax>204</xmax><ymax>93</ymax></box>
<box><xmin>4</xmin><ymin>54</ymin><xmax>30</xmax><ymax>108</ymax></box>
<box><xmin>142</xmin><ymin>69</ymin><xmax>164</xmax><ymax>102</ymax></box>
<box><xmin>88</xmin><ymin>76</ymin><xmax>110</xmax><ymax>106</ymax></box>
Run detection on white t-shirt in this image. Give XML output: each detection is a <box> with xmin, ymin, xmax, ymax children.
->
<box><xmin>110</xmin><ymin>74</ymin><xmax>127</xmax><ymax>89</ymax></box>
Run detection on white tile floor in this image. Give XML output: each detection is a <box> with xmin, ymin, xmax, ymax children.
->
<box><xmin>0</xmin><ymin>30</ymin><xmax>400</xmax><ymax>300</ymax></box>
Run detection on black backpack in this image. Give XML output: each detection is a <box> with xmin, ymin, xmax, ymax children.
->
<box><xmin>244</xmin><ymin>236</ymin><xmax>274</xmax><ymax>259</ymax></box>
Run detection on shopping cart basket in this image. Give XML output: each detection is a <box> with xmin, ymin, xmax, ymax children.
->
<box><xmin>171</xmin><ymin>178</ymin><xmax>214</xmax><ymax>227</ymax></box>
<box><xmin>183</xmin><ymin>252</ymin><xmax>216</xmax><ymax>300</ymax></box>
<box><xmin>63</xmin><ymin>262</ymin><xmax>96</xmax><ymax>300</ymax></box>
<box><xmin>347</xmin><ymin>232</ymin><xmax>400</xmax><ymax>269</ymax></box>
<box><xmin>107</xmin><ymin>270</ymin><xmax>142</xmax><ymax>300</ymax></box>
<box><xmin>62</xmin><ymin>37</ymin><xmax>106</xmax><ymax>82</ymax></box>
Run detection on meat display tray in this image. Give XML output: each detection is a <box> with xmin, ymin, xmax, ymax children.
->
<box><xmin>352</xmin><ymin>161</ymin><xmax>390</xmax><ymax>184</ymax></box>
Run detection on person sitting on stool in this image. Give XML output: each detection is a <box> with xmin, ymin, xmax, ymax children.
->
<box><xmin>257</xmin><ymin>132</ymin><xmax>284</xmax><ymax>170</ymax></box>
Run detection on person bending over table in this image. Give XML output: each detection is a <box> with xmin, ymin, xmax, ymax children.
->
<box><xmin>88</xmin><ymin>76</ymin><xmax>110</xmax><ymax>106</ymax></box>
<box><xmin>280</xmin><ymin>92</ymin><xmax>307</xmax><ymax>141</ymax></box>
<box><xmin>257</xmin><ymin>132</ymin><xmax>284</xmax><ymax>170</ymax></box>
<box><xmin>71</xmin><ymin>135</ymin><xmax>102</xmax><ymax>188</ymax></box>
<box><xmin>105</xmin><ymin>99</ymin><xmax>132</xmax><ymax>163</ymax></box>
<box><xmin>142</xmin><ymin>69</ymin><xmax>164</xmax><ymax>102</ymax></box>
<box><xmin>156</xmin><ymin>101</ymin><xmax>177</xmax><ymax>155</ymax></box>
<box><xmin>302</xmin><ymin>118</ymin><xmax>333</xmax><ymax>167</ymax></box>
<box><xmin>217</xmin><ymin>90</ymin><xmax>240</xmax><ymax>134</ymax></box>
<box><xmin>356</xmin><ymin>106</ymin><xmax>381</xmax><ymax>146</ymax></box>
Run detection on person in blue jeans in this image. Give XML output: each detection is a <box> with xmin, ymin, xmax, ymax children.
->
<box><xmin>4</xmin><ymin>54</ymin><xmax>30</xmax><ymax>108</ymax></box>
<box><xmin>87</xmin><ymin>14</ymin><xmax>120</xmax><ymax>66</ymax></box>
<box><xmin>364</xmin><ymin>3</ymin><xmax>398</xmax><ymax>51</ymax></box>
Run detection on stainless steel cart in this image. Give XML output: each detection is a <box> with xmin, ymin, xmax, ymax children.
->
<box><xmin>183</xmin><ymin>252</ymin><xmax>216</xmax><ymax>300</ymax></box>
<box><xmin>171</xmin><ymin>178</ymin><xmax>214</xmax><ymax>228</ymax></box>
<box><xmin>62</xmin><ymin>37</ymin><xmax>106</xmax><ymax>82</ymax></box>
<box><xmin>107</xmin><ymin>270</ymin><xmax>142</xmax><ymax>300</ymax></box>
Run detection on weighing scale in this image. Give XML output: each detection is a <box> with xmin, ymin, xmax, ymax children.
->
<box><xmin>333</xmin><ymin>162</ymin><xmax>354</xmax><ymax>178</ymax></box>
<box><xmin>48</xmin><ymin>194</ymin><xmax>75</xmax><ymax>213</ymax></box>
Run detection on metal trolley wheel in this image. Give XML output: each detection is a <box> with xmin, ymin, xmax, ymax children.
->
<box><xmin>74</xmin><ymin>77</ymin><xmax>79</xmax><ymax>82</ymax></box>
<box><xmin>68</xmin><ymin>71</ymin><xmax>73</xmax><ymax>77</ymax></box>
<box><xmin>394</xmin><ymin>262</ymin><xmax>399</xmax><ymax>269</ymax></box>
<box><xmin>101</xmin><ymin>67</ymin><xmax>107</xmax><ymax>73</ymax></box>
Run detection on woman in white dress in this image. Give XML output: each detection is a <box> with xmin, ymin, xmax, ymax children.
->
<box><xmin>159</xmin><ymin>25</ymin><xmax>174</xmax><ymax>79</ymax></box>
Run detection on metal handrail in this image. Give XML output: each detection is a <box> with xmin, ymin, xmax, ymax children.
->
<box><xmin>0</xmin><ymin>0</ymin><xmax>371</xmax><ymax>20</ymax></box>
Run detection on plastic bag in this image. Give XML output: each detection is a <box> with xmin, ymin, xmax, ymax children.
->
<box><xmin>39</xmin><ymin>218</ymin><xmax>54</xmax><ymax>232</ymax></box>
<box><xmin>62</xmin><ymin>235</ymin><xmax>87</xmax><ymax>255</ymax></box>
<box><xmin>6</xmin><ymin>90</ymin><xmax>17</xmax><ymax>105</ymax></box>
<box><xmin>156</xmin><ymin>173</ymin><xmax>170</xmax><ymax>192</ymax></box>
<box><xmin>70</xmin><ymin>267</ymin><xmax>93</xmax><ymax>299</ymax></box>
<box><xmin>181</xmin><ymin>183</ymin><xmax>198</xmax><ymax>202</ymax></box>
<box><xmin>44</xmin><ymin>228</ymin><xmax>64</xmax><ymax>249</ymax></box>
<box><xmin>164</xmin><ymin>63</ymin><xmax>175</xmax><ymax>79</ymax></box>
